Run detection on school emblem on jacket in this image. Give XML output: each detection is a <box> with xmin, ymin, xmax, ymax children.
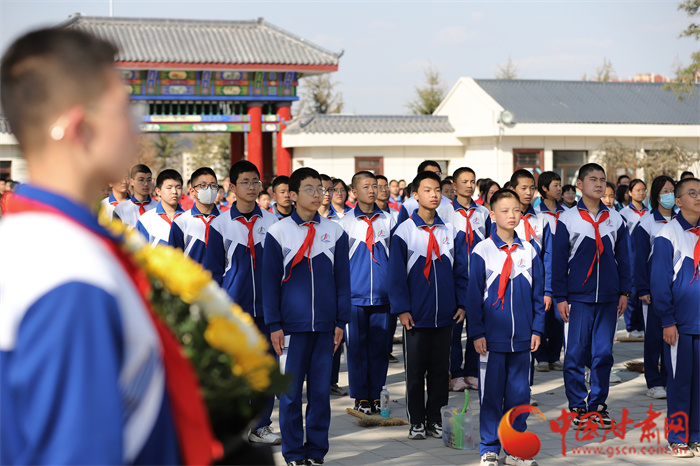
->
<box><xmin>320</xmin><ymin>233</ymin><xmax>331</xmax><ymax>243</ymax></box>
<box><xmin>605</xmin><ymin>218</ymin><xmax>613</xmax><ymax>227</ymax></box>
<box><xmin>376</xmin><ymin>229</ymin><xmax>386</xmax><ymax>238</ymax></box>
<box><xmin>256</xmin><ymin>226</ymin><xmax>266</xmax><ymax>235</ymax></box>
<box><xmin>517</xmin><ymin>258</ymin><xmax>526</xmax><ymax>268</ymax></box>
<box><xmin>442</xmin><ymin>236</ymin><xmax>450</xmax><ymax>245</ymax></box>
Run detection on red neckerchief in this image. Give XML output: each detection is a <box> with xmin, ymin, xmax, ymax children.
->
<box><xmin>578</xmin><ymin>208</ymin><xmax>610</xmax><ymax>285</ymax></box>
<box><xmin>420</xmin><ymin>225</ymin><xmax>442</xmax><ymax>284</ymax></box>
<box><xmin>2</xmin><ymin>192</ymin><xmax>221</xmax><ymax>465</ymax></box>
<box><xmin>522</xmin><ymin>213</ymin><xmax>539</xmax><ymax>242</ymax></box>
<box><xmin>457</xmin><ymin>207</ymin><xmax>475</xmax><ymax>247</ymax></box>
<box><xmin>284</xmin><ymin>222</ymin><xmax>316</xmax><ymax>282</ymax></box>
<box><xmin>194</xmin><ymin>213</ymin><xmax>216</xmax><ymax>245</ymax></box>
<box><xmin>359</xmin><ymin>213</ymin><xmax>380</xmax><ymax>264</ymax></box>
<box><xmin>689</xmin><ymin>227</ymin><xmax>700</xmax><ymax>283</ymax></box>
<box><xmin>131</xmin><ymin>197</ymin><xmax>151</xmax><ymax>215</ymax></box>
<box><xmin>493</xmin><ymin>243</ymin><xmax>518</xmax><ymax>309</ymax></box>
<box><xmin>236</xmin><ymin>215</ymin><xmax>259</xmax><ymax>268</ymax></box>
<box><xmin>159</xmin><ymin>211</ymin><xmax>183</xmax><ymax>226</ymax></box>
<box><xmin>631</xmin><ymin>204</ymin><xmax>646</xmax><ymax>218</ymax></box>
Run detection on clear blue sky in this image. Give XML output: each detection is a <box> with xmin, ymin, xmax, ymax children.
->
<box><xmin>1</xmin><ymin>0</ymin><xmax>697</xmax><ymax>114</ymax></box>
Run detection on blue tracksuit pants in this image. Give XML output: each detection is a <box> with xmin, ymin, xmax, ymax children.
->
<box><xmin>563</xmin><ymin>301</ymin><xmax>617</xmax><ymax>410</ymax></box>
<box><xmin>450</xmin><ymin>317</ymin><xmax>479</xmax><ymax>379</ymax></box>
<box><xmin>279</xmin><ymin>331</ymin><xmax>334</xmax><ymax>462</ymax></box>
<box><xmin>642</xmin><ymin>303</ymin><xmax>666</xmax><ymax>389</ymax></box>
<box><xmin>253</xmin><ymin>317</ymin><xmax>276</xmax><ymax>430</ymax></box>
<box><xmin>665</xmin><ymin>334</ymin><xmax>700</xmax><ymax>444</ymax></box>
<box><xmin>478</xmin><ymin>350</ymin><xmax>531</xmax><ymax>455</ymax></box>
<box><xmin>535</xmin><ymin>299</ymin><xmax>564</xmax><ymax>364</ymax></box>
<box><xmin>346</xmin><ymin>304</ymin><xmax>390</xmax><ymax>401</ymax></box>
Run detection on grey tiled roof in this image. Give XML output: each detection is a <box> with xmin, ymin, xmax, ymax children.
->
<box><xmin>474</xmin><ymin>79</ymin><xmax>700</xmax><ymax>125</ymax></box>
<box><xmin>283</xmin><ymin>114</ymin><xmax>455</xmax><ymax>134</ymax></box>
<box><xmin>60</xmin><ymin>14</ymin><xmax>341</xmax><ymax>67</ymax></box>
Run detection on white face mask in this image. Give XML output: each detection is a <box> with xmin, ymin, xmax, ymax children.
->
<box><xmin>197</xmin><ymin>186</ymin><xmax>217</xmax><ymax>205</ymax></box>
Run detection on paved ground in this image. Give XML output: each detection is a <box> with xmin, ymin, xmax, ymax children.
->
<box><xmin>267</xmin><ymin>318</ymin><xmax>699</xmax><ymax>465</ymax></box>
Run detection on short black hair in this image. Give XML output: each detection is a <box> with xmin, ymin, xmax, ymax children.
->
<box><xmin>190</xmin><ymin>167</ymin><xmax>217</xmax><ymax>186</ymax></box>
<box><xmin>675</xmin><ymin>177</ymin><xmax>700</xmax><ymax>198</ymax></box>
<box><xmin>1</xmin><ymin>28</ymin><xmax>118</xmax><ymax>151</ymax></box>
<box><xmin>510</xmin><ymin>169</ymin><xmax>535</xmax><ymax>188</ymax></box>
<box><xmin>537</xmin><ymin>171</ymin><xmax>561</xmax><ymax>197</ymax></box>
<box><xmin>257</xmin><ymin>191</ymin><xmax>271</xmax><ymax>199</ymax></box>
<box><xmin>617</xmin><ymin>174</ymin><xmax>631</xmax><ymax>185</ymax></box>
<box><xmin>319</xmin><ymin>174</ymin><xmax>332</xmax><ymax>183</ymax></box>
<box><xmin>489</xmin><ymin>188</ymin><xmax>520</xmax><ymax>210</ymax></box>
<box><xmin>405</xmin><ymin>183</ymin><xmax>415</xmax><ymax>195</ymax></box>
<box><xmin>272</xmin><ymin>175</ymin><xmax>290</xmax><ymax>193</ymax></box>
<box><xmin>478</xmin><ymin>178</ymin><xmax>493</xmax><ymax>195</ymax></box>
<box><xmin>628</xmin><ymin>178</ymin><xmax>646</xmax><ymax>195</ymax></box>
<box><xmin>351</xmin><ymin>170</ymin><xmax>376</xmax><ymax>189</ymax></box>
<box><xmin>228</xmin><ymin>160</ymin><xmax>259</xmax><ymax>185</ymax></box>
<box><xmin>412</xmin><ymin>171</ymin><xmax>441</xmax><ymax>190</ymax></box>
<box><xmin>578</xmin><ymin>163</ymin><xmax>606</xmax><ymax>181</ymax></box>
<box><xmin>649</xmin><ymin>175</ymin><xmax>675</xmax><ymax>211</ymax></box>
<box><xmin>441</xmin><ymin>178</ymin><xmax>453</xmax><ymax>188</ymax></box>
<box><xmin>331</xmin><ymin>178</ymin><xmax>349</xmax><ymax>203</ymax></box>
<box><xmin>417</xmin><ymin>160</ymin><xmax>441</xmax><ymax>174</ymax></box>
<box><xmin>605</xmin><ymin>181</ymin><xmax>616</xmax><ymax>193</ymax></box>
<box><xmin>562</xmin><ymin>184</ymin><xmax>576</xmax><ymax>194</ymax></box>
<box><xmin>616</xmin><ymin>185</ymin><xmax>629</xmax><ymax>205</ymax></box>
<box><xmin>681</xmin><ymin>171</ymin><xmax>695</xmax><ymax>179</ymax></box>
<box><xmin>376</xmin><ymin>174</ymin><xmax>388</xmax><ymax>183</ymax></box>
<box><xmin>453</xmin><ymin>167</ymin><xmax>476</xmax><ymax>180</ymax></box>
<box><xmin>289</xmin><ymin>167</ymin><xmax>321</xmax><ymax>194</ymax></box>
<box><xmin>156</xmin><ymin>169</ymin><xmax>183</xmax><ymax>188</ymax></box>
<box><xmin>130</xmin><ymin>164</ymin><xmax>151</xmax><ymax>178</ymax></box>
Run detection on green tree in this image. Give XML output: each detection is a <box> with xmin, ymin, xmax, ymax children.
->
<box><xmin>594</xmin><ymin>57</ymin><xmax>617</xmax><ymax>82</ymax></box>
<box><xmin>407</xmin><ymin>64</ymin><xmax>447</xmax><ymax>115</ymax></box>
<box><xmin>639</xmin><ymin>139</ymin><xmax>700</xmax><ymax>184</ymax></box>
<box><xmin>667</xmin><ymin>0</ymin><xmax>700</xmax><ymax>98</ymax></box>
<box><xmin>186</xmin><ymin>133</ymin><xmax>231</xmax><ymax>180</ymax></box>
<box><xmin>150</xmin><ymin>133</ymin><xmax>184</xmax><ymax>173</ymax></box>
<box><xmin>297</xmin><ymin>74</ymin><xmax>344</xmax><ymax>114</ymax></box>
<box><xmin>495</xmin><ymin>56</ymin><xmax>519</xmax><ymax>80</ymax></box>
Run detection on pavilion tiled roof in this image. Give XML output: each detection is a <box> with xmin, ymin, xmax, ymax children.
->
<box><xmin>283</xmin><ymin>114</ymin><xmax>455</xmax><ymax>134</ymax></box>
<box><xmin>60</xmin><ymin>14</ymin><xmax>341</xmax><ymax>69</ymax></box>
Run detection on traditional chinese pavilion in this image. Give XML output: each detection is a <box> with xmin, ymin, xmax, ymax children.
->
<box><xmin>61</xmin><ymin>14</ymin><xmax>341</xmax><ymax>180</ymax></box>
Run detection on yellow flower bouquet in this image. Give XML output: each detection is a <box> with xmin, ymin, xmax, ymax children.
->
<box><xmin>101</xmin><ymin>213</ymin><xmax>288</xmax><ymax>439</ymax></box>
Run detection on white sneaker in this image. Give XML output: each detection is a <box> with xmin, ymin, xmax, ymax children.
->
<box><xmin>248</xmin><ymin>425</ymin><xmax>281</xmax><ymax>444</ymax></box>
<box><xmin>629</xmin><ymin>330</ymin><xmax>645</xmax><ymax>339</ymax></box>
<box><xmin>647</xmin><ymin>386</ymin><xmax>667</xmax><ymax>399</ymax></box>
<box><xmin>481</xmin><ymin>452</ymin><xmax>499</xmax><ymax>466</ymax></box>
<box><xmin>506</xmin><ymin>455</ymin><xmax>539</xmax><ymax>466</ymax></box>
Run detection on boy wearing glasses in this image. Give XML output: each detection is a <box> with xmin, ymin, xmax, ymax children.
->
<box><xmin>136</xmin><ymin>169</ymin><xmax>185</xmax><ymax>246</ymax></box>
<box><xmin>338</xmin><ymin>171</ymin><xmax>396</xmax><ymax>415</ymax></box>
<box><xmin>650</xmin><ymin>177</ymin><xmax>700</xmax><ymax>458</ymax></box>
<box><xmin>203</xmin><ymin>161</ymin><xmax>280</xmax><ymax>444</ymax></box>
<box><xmin>114</xmin><ymin>164</ymin><xmax>156</xmax><ymax>228</ymax></box>
<box><xmin>263</xmin><ymin>168</ymin><xmax>350</xmax><ymax>466</ymax></box>
<box><xmin>169</xmin><ymin>167</ymin><xmax>220</xmax><ymax>264</ymax></box>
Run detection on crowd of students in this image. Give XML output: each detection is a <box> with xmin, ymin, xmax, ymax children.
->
<box><xmin>99</xmin><ymin>157</ymin><xmax>700</xmax><ymax>466</ymax></box>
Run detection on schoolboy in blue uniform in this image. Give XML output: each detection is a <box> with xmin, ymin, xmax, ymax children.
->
<box><xmin>169</xmin><ymin>167</ymin><xmax>221</xmax><ymax>264</ymax></box>
<box><xmin>271</xmin><ymin>175</ymin><xmax>293</xmax><ymax>219</ymax></box>
<box><xmin>552</xmin><ymin>163</ymin><xmax>631</xmax><ymax>428</ymax></box>
<box><xmin>440</xmin><ymin>167</ymin><xmax>490</xmax><ymax>392</ymax></box>
<box><xmin>650</xmin><ymin>177</ymin><xmax>700</xmax><ymax>458</ymax></box>
<box><xmin>100</xmin><ymin>175</ymin><xmax>129</xmax><ymax>220</ymax></box>
<box><xmin>468</xmin><ymin>189</ymin><xmax>544</xmax><ymax>466</ymax></box>
<box><xmin>338</xmin><ymin>171</ymin><xmax>396</xmax><ymax>415</ymax></box>
<box><xmin>263</xmin><ymin>168</ymin><xmax>351</xmax><ymax>466</ymax></box>
<box><xmin>114</xmin><ymin>164</ymin><xmax>157</xmax><ymax>228</ymax></box>
<box><xmin>397</xmin><ymin>160</ymin><xmax>452</xmax><ymax>224</ymax></box>
<box><xmin>389</xmin><ymin>171</ymin><xmax>468</xmax><ymax>440</ymax></box>
<box><xmin>634</xmin><ymin>175</ymin><xmax>675</xmax><ymax>401</ymax></box>
<box><xmin>135</xmin><ymin>169</ymin><xmax>185</xmax><ymax>246</ymax></box>
<box><xmin>204</xmin><ymin>161</ymin><xmax>280</xmax><ymax>444</ymax></box>
<box><xmin>533</xmin><ymin>171</ymin><xmax>566</xmax><ymax>372</ymax></box>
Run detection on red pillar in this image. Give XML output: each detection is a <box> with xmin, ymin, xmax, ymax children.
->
<box><xmin>276</xmin><ymin>103</ymin><xmax>293</xmax><ymax>176</ymax></box>
<box><xmin>262</xmin><ymin>132</ymin><xmax>274</xmax><ymax>185</ymax></box>
<box><xmin>230</xmin><ymin>132</ymin><xmax>244</xmax><ymax>167</ymax></box>
<box><xmin>247</xmin><ymin>103</ymin><xmax>263</xmax><ymax>174</ymax></box>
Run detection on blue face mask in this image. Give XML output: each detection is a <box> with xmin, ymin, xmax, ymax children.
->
<box><xmin>659</xmin><ymin>193</ymin><xmax>675</xmax><ymax>210</ymax></box>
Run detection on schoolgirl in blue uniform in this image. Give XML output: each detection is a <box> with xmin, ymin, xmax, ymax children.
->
<box><xmin>135</xmin><ymin>169</ymin><xmax>184</xmax><ymax>247</ymax></box>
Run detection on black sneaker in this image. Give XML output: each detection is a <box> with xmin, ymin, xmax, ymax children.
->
<box><xmin>570</xmin><ymin>407</ymin><xmax>587</xmax><ymax>428</ymax></box>
<box><xmin>388</xmin><ymin>353</ymin><xmax>399</xmax><ymax>363</ymax></box>
<box><xmin>408</xmin><ymin>423</ymin><xmax>426</xmax><ymax>439</ymax></box>
<box><xmin>688</xmin><ymin>442</ymin><xmax>700</xmax><ymax>456</ymax></box>
<box><xmin>590</xmin><ymin>405</ymin><xmax>612</xmax><ymax>429</ymax></box>
<box><xmin>426</xmin><ymin>421</ymin><xmax>443</xmax><ymax>438</ymax></box>
<box><xmin>353</xmin><ymin>399</ymin><xmax>372</xmax><ymax>415</ymax></box>
<box><xmin>307</xmin><ymin>459</ymin><xmax>324</xmax><ymax>466</ymax></box>
<box><xmin>371</xmin><ymin>399</ymin><xmax>381</xmax><ymax>415</ymax></box>
<box><xmin>330</xmin><ymin>383</ymin><xmax>348</xmax><ymax>396</ymax></box>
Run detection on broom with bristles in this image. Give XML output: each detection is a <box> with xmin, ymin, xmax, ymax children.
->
<box><xmin>345</xmin><ymin>408</ymin><xmax>408</xmax><ymax>427</ymax></box>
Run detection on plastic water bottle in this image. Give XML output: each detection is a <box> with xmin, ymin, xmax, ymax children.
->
<box><xmin>380</xmin><ymin>385</ymin><xmax>390</xmax><ymax>418</ymax></box>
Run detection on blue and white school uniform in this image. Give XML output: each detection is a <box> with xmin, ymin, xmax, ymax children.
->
<box><xmin>327</xmin><ymin>204</ymin><xmax>352</xmax><ymax>221</ymax></box>
<box><xmin>0</xmin><ymin>185</ymin><xmax>179</xmax><ymax>464</ymax></box>
<box><xmin>398</xmin><ymin>195</ymin><xmax>452</xmax><ymax>224</ymax></box>
<box><xmin>467</xmin><ymin>232</ymin><xmax>545</xmax><ymax>455</ymax></box>
<box><xmin>338</xmin><ymin>205</ymin><xmax>396</xmax><ymax>401</ymax></box>
<box><xmin>100</xmin><ymin>192</ymin><xmax>129</xmax><ymax>220</ymax></box>
<box><xmin>114</xmin><ymin>196</ymin><xmax>157</xmax><ymax>228</ymax></box>
<box><xmin>552</xmin><ymin>199</ymin><xmax>631</xmax><ymax>411</ymax></box>
<box><xmin>620</xmin><ymin>203</ymin><xmax>650</xmax><ymax>333</ymax></box>
<box><xmin>135</xmin><ymin>202</ymin><xmax>185</xmax><ymax>247</ymax></box>
<box><xmin>442</xmin><ymin>198</ymin><xmax>491</xmax><ymax>380</ymax></box>
<box><xmin>634</xmin><ymin>209</ymin><xmax>673</xmax><ymax>390</ymax></box>
<box><xmin>263</xmin><ymin>211</ymin><xmax>351</xmax><ymax>463</ymax></box>
<box><xmin>650</xmin><ymin>213</ymin><xmax>700</xmax><ymax>445</ymax></box>
<box><xmin>169</xmin><ymin>204</ymin><xmax>220</xmax><ymax>264</ymax></box>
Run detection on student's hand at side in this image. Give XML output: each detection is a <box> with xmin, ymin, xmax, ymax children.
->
<box><xmin>544</xmin><ymin>296</ymin><xmax>552</xmax><ymax>312</ymax></box>
<box><xmin>399</xmin><ymin>312</ymin><xmax>415</xmax><ymax>330</ymax></box>
<box><xmin>453</xmin><ymin>308</ymin><xmax>465</xmax><ymax>324</ymax></box>
<box><xmin>617</xmin><ymin>295</ymin><xmax>628</xmax><ymax>317</ymax></box>
<box><xmin>639</xmin><ymin>294</ymin><xmax>651</xmax><ymax>305</ymax></box>
<box><xmin>663</xmin><ymin>325</ymin><xmax>678</xmax><ymax>347</ymax></box>
<box><xmin>531</xmin><ymin>334</ymin><xmax>541</xmax><ymax>353</ymax></box>
<box><xmin>333</xmin><ymin>327</ymin><xmax>344</xmax><ymax>354</ymax></box>
<box><xmin>557</xmin><ymin>300</ymin><xmax>569</xmax><ymax>323</ymax></box>
<box><xmin>271</xmin><ymin>329</ymin><xmax>285</xmax><ymax>356</ymax></box>
<box><xmin>474</xmin><ymin>337</ymin><xmax>487</xmax><ymax>356</ymax></box>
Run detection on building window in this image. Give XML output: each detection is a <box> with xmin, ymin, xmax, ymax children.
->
<box><xmin>0</xmin><ymin>161</ymin><xmax>11</xmax><ymax>181</ymax></box>
<box><xmin>553</xmin><ymin>150</ymin><xmax>588</xmax><ymax>186</ymax></box>
<box><xmin>513</xmin><ymin>149</ymin><xmax>544</xmax><ymax>181</ymax></box>
<box><xmin>355</xmin><ymin>156</ymin><xmax>384</xmax><ymax>175</ymax></box>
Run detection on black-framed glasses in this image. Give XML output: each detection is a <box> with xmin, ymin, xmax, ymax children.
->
<box><xmin>194</xmin><ymin>182</ymin><xmax>219</xmax><ymax>190</ymax></box>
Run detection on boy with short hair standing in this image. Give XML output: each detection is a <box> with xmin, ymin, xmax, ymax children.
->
<box><xmin>468</xmin><ymin>189</ymin><xmax>544</xmax><ymax>466</ymax></box>
<box><xmin>552</xmin><ymin>163</ymin><xmax>631</xmax><ymax>428</ymax></box>
<box><xmin>263</xmin><ymin>168</ymin><xmax>351</xmax><ymax>466</ymax></box>
<box><xmin>389</xmin><ymin>171</ymin><xmax>468</xmax><ymax>440</ymax></box>
<box><xmin>114</xmin><ymin>164</ymin><xmax>156</xmax><ymax>227</ymax></box>
<box><xmin>650</xmin><ymin>177</ymin><xmax>700</xmax><ymax>458</ymax></box>
<box><xmin>135</xmin><ymin>168</ymin><xmax>184</xmax><ymax>246</ymax></box>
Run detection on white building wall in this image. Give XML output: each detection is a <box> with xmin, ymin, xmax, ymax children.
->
<box><xmin>0</xmin><ymin>133</ymin><xmax>28</xmax><ymax>182</ymax></box>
